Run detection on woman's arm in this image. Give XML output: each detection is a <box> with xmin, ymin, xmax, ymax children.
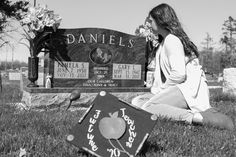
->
<box><xmin>161</xmin><ymin>35</ymin><xmax>186</xmax><ymax>89</ymax></box>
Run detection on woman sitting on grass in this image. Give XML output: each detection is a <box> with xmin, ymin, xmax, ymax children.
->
<box><xmin>132</xmin><ymin>3</ymin><xmax>234</xmax><ymax>130</ymax></box>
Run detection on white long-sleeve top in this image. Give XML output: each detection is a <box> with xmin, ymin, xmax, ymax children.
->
<box><xmin>151</xmin><ymin>34</ymin><xmax>211</xmax><ymax>113</ymax></box>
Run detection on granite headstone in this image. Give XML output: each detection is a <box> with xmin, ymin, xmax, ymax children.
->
<box><xmin>44</xmin><ymin>28</ymin><xmax>147</xmax><ymax>88</ymax></box>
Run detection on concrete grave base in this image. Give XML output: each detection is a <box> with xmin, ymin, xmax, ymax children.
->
<box><xmin>20</xmin><ymin>75</ymin><xmax>149</xmax><ymax>110</ymax></box>
<box><xmin>21</xmin><ymin>87</ymin><xmax>149</xmax><ymax>110</ymax></box>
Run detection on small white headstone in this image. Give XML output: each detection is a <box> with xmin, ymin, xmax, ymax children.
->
<box><xmin>9</xmin><ymin>72</ymin><xmax>21</xmax><ymax>80</ymax></box>
<box><xmin>223</xmin><ymin>68</ymin><xmax>236</xmax><ymax>95</ymax></box>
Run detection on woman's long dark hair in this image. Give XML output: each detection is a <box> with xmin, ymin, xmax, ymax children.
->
<box><xmin>149</xmin><ymin>3</ymin><xmax>199</xmax><ymax>57</ymax></box>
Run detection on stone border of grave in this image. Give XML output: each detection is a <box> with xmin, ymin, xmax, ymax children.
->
<box><xmin>21</xmin><ymin>90</ymin><xmax>148</xmax><ymax>110</ymax></box>
<box><xmin>21</xmin><ymin>72</ymin><xmax>149</xmax><ymax>109</ymax></box>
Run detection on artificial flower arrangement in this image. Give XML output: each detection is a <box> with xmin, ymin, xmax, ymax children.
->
<box><xmin>18</xmin><ymin>4</ymin><xmax>62</xmax><ymax>87</ymax></box>
<box><xmin>135</xmin><ymin>20</ymin><xmax>159</xmax><ymax>48</ymax></box>
<box><xmin>19</xmin><ymin>4</ymin><xmax>62</xmax><ymax>57</ymax></box>
<box><xmin>135</xmin><ymin>20</ymin><xmax>159</xmax><ymax>67</ymax></box>
<box><xmin>135</xmin><ymin>20</ymin><xmax>159</xmax><ymax>87</ymax></box>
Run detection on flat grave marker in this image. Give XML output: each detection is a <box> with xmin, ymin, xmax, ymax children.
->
<box><xmin>67</xmin><ymin>91</ymin><xmax>157</xmax><ymax>157</ymax></box>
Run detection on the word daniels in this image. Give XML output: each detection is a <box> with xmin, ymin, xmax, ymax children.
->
<box><xmin>66</xmin><ymin>33</ymin><xmax>135</xmax><ymax>48</ymax></box>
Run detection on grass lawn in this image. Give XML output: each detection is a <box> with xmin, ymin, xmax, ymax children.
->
<box><xmin>0</xmin><ymin>80</ymin><xmax>236</xmax><ymax>157</ymax></box>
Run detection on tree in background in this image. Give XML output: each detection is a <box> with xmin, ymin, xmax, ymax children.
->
<box><xmin>212</xmin><ymin>51</ymin><xmax>223</xmax><ymax>74</ymax></box>
<box><xmin>0</xmin><ymin>0</ymin><xmax>28</xmax><ymax>48</ymax></box>
<box><xmin>199</xmin><ymin>33</ymin><xmax>214</xmax><ymax>74</ymax></box>
<box><xmin>220</xmin><ymin>16</ymin><xmax>236</xmax><ymax>68</ymax></box>
<box><xmin>220</xmin><ymin>35</ymin><xmax>229</xmax><ymax>53</ymax></box>
<box><xmin>201</xmin><ymin>33</ymin><xmax>214</xmax><ymax>51</ymax></box>
<box><xmin>0</xmin><ymin>0</ymin><xmax>28</xmax><ymax>87</ymax></box>
<box><xmin>222</xmin><ymin>16</ymin><xmax>236</xmax><ymax>53</ymax></box>
<box><xmin>0</xmin><ymin>60</ymin><xmax>27</xmax><ymax>71</ymax></box>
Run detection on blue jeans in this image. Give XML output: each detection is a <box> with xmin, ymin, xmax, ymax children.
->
<box><xmin>131</xmin><ymin>86</ymin><xmax>194</xmax><ymax>123</ymax></box>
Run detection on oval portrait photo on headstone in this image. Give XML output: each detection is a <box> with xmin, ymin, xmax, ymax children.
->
<box><xmin>90</xmin><ymin>47</ymin><xmax>112</xmax><ymax>65</ymax></box>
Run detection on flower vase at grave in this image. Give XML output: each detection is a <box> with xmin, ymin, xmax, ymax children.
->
<box><xmin>27</xmin><ymin>56</ymin><xmax>39</xmax><ymax>87</ymax></box>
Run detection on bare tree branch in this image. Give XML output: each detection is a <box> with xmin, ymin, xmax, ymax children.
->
<box><xmin>0</xmin><ymin>41</ymin><xmax>9</xmax><ymax>48</ymax></box>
